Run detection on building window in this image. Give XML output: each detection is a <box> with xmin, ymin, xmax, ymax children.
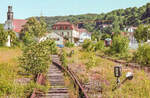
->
<box><xmin>67</xmin><ymin>32</ymin><xmax>69</xmax><ymax>36</ymax></box>
<box><xmin>62</xmin><ymin>32</ymin><xmax>64</xmax><ymax>36</ymax></box>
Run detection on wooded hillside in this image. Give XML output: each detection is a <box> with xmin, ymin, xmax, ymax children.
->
<box><xmin>36</xmin><ymin>3</ymin><xmax>150</xmax><ymax>32</ymax></box>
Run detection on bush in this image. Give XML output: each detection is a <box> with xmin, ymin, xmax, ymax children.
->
<box><xmin>22</xmin><ymin>32</ymin><xmax>35</xmax><ymax>46</ymax></box>
<box><xmin>60</xmin><ymin>49</ymin><xmax>67</xmax><ymax>67</ymax></box>
<box><xmin>19</xmin><ymin>40</ymin><xmax>56</xmax><ymax>76</ymax></box>
<box><xmin>82</xmin><ymin>39</ymin><xmax>95</xmax><ymax>52</ymax></box>
<box><xmin>108</xmin><ymin>35</ymin><xmax>129</xmax><ymax>55</ymax></box>
<box><xmin>85</xmin><ymin>53</ymin><xmax>97</xmax><ymax>70</ymax></box>
<box><xmin>82</xmin><ymin>39</ymin><xmax>105</xmax><ymax>52</ymax></box>
<box><xmin>133</xmin><ymin>43</ymin><xmax>150</xmax><ymax>65</ymax></box>
<box><xmin>95</xmin><ymin>40</ymin><xmax>105</xmax><ymax>51</ymax></box>
<box><xmin>65</xmin><ymin>41</ymin><xmax>74</xmax><ymax>48</ymax></box>
<box><xmin>0</xmin><ymin>30</ymin><xmax>18</xmax><ymax>47</ymax></box>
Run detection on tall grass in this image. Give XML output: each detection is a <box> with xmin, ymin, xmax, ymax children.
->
<box><xmin>66</xmin><ymin>48</ymin><xmax>150</xmax><ymax>97</ymax></box>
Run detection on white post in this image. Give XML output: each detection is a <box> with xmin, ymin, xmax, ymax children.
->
<box><xmin>6</xmin><ymin>35</ymin><xmax>11</xmax><ymax>47</ymax></box>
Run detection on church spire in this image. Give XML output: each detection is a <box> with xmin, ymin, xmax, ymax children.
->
<box><xmin>7</xmin><ymin>6</ymin><xmax>13</xmax><ymax>21</ymax></box>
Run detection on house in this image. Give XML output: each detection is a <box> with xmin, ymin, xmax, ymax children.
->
<box><xmin>78</xmin><ymin>29</ymin><xmax>91</xmax><ymax>43</ymax></box>
<box><xmin>39</xmin><ymin>32</ymin><xmax>64</xmax><ymax>45</ymax></box>
<box><xmin>4</xmin><ymin>6</ymin><xmax>27</xmax><ymax>36</ymax></box>
<box><xmin>52</xmin><ymin>22</ymin><xmax>80</xmax><ymax>43</ymax></box>
<box><xmin>124</xmin><ymin>26</ymin><xmax>138</xmax><ymax>49</ymax></box>
<box><xmin>96</xmin><ymin>20</ymin><xmax>112</xmax><ymax>29</ymax></box>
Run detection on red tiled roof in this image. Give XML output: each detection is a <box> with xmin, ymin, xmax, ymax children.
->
<box><xmin>13</xmin><ymin>19</ymin><xmax>27</xmax><ymax>32</ymax></box>
<box><xmin>53</xmin><ymin>21</ymin><xmax>90</xmax><ymax>33</ymax></box>
<box><xmin>55</xmin><ymin>21</ymin><xmax>72</xmax><ymax>25</ymax></box>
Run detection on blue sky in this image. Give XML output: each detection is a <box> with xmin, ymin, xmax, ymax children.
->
<box><xmin>0</xmin><ymin>0</ymin><xmax>149</xmax><ymax>23</ymax></box>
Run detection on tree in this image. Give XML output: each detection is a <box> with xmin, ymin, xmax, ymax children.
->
<box><xmin>19</xmin><ymin>40</ymin><xmax>56</xmax><ymax>76</ymax></box>
<box><xmin>0</xmin><ymin>25</ymin><xmax>18</xmax><ymax>47</ymax></box>
<box><xmin>112</xmin><ymin>17</ymin><xmax>121</xmax><ymax>33</ymax></box>
<box><xmin>21</xmin><ymin>17</ymin><xmax>47</xmax><ymax>42</ymax></box>
<box><xmin>110</xmin><ymin>35</ymin><xmax>129</xmax><ymax>55</ymax></box>
<box><xmin>91</xmin><ymin>31</ymin><xmax>102</xmax><ymax>41</ymax></box>
<box><xmin>134</xmin><ymin>24</ymin><xmax>150</xmax><ymax>43</ymax></box>
<box><xmin>133</xmin><ymin>43</ymin><xmax>150</xmax><ymax>65</ymax></box>
<box><xmin>0</xmin><ymin>24</ymin><xmax>7</xmax><ymax>46</ymax></box>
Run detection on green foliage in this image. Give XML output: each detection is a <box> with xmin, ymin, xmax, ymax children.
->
<box><xmin>19</xmin><ymin>40</ymin><xmax>56</xmax><ymax>76</ymax></box>
<box><xmin>82</xmin><ymin>39</ymin><xmax>95</xmax><ymax>52</ymax></box>
<box><xmin>60</xmin><ymin>49</ymin><xmax>67</xmax><ymax>67</ymax></box>
<box><xmin>101</xmin><ymin>33</ymin><xmax>111</xmax><ymax>40</ymax></box>
<box><xmin>0</xmin><ymin>24</ymin><xmax>7</xmax><ymax>46</ymax></box>
<box><xmin>21</xmin><ymin>17</ymin><xmax>47</xmax><ymax>42</ymax></box>
<box><xmin>133</xmin><ymin>43</ymin><xmax>150</xmax><ymax>65</ymax></box>
<box><xmin>82</xmin><ymin>39</ymin><xmax>105</xmax><ymax>52</ymax></box>
<box><xmin>65</xmin><ymin>41</ymin><xmax>74</xmax><ymax>48</ymax></box>
<box><xmin>95</xmin><ymin>40</ymin><xmax>105</xmax><ymax>51</ymax></box>
<box><xmin>22</xmin><ymin>32</ymin><xmax>35</xmax><ymax>46</ymax></box>
<box><xmin>85</xmin><ymin>53</ymin><xmax>97</xmax><ymax>70</ymax></box>
<box><xmin>91</xmin><ymin>31</ymin><xmax>102</xmax><ymax>41</ymax></box>
<box><xmin>24</xmin><ymin>81</ymin><xmax>50</xmax><ymax>97</ymax></box>
<box><xmin>7</xmin><ymin>30</ymin><xmax>19</xmax><ymax>47</ymax></box>
<box><xmin>134</xmin><ymin>24</ymin><xmax>150</xmax><ymax>43</ymax></box>
<box><xmin>109</xmin><ymin>35</ymin><xmax>129</xmax><ymax>55</ymax></box>
<box><xmin>35</xmin><ymin>3</ymin><xmax>150</xmax><ymax>33</ymax></box>
<box><xmin>0</xmin><ymin>63</ymin><xmax>26</xmax><ymax>97</ymax></box>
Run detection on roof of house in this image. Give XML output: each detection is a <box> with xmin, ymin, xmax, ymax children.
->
<box><xmin>53</xmin><ymin>21</ymin><xmax>91</xmax><ymax>34</ymax></box>
<box><xmin>54</xmin><ymin>21</ymin><xmax>72</xmax><ymax>25</ymax></box>
<box><xmin>13</xmin><ymin>19</ymin><xmax>27</xmax><ymax>32</ymax></box>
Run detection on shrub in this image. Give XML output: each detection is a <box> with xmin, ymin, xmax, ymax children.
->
<box><xmin>109</xmin><ymin>35</ymin><xmax>129</xmax><ymax>55</ymax></box>
<box><xmin>65</xmin><ymin>41</ymin><xmax>74</xmax><ymax>48</ymax></box>
<box><xmin>19</xmin><ymin>40</ymin><xmax>56</xmax><ymax>76</ymax></box>
<box><xmin>85</xmin><ymin>53</ymin><xmax>97</xmax><ymax>70</ymax></box>
<box><xmin>0</xmin><ymin>30</ymin><xmax>18</xmax><ymax>47</ymax></box>
<box><xmin>82</xmin><ymin>39</ymin><xmax>95</xmax><ymax>52</ymax></box>
<box><xmin>22</xmin><ymin>32</ymin><xmax>35</xmax><ymax>46</ymax></box>
<box><xmin>82</xmin><ymin>39</ymin><xmax>105</xmax><ymax>52</ymax></box>
<box><xmin>133</xmin><ymin>43</ymin><xmax>150</xmax><ymax>65</ymax></box>
<box><xmin>95</xmin><ymin>40</ymin><xmax>105</xmax><ymax>51</ymax></box>
<box><xmin>60</xmin><ymin>49</ymin><xmax>67</xmax><ymax>67</ymax></box>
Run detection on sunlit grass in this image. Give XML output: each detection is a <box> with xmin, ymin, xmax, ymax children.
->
<box><xmin>0</xmin><ymin>47</ymin><xmax>27</xmax><ymax>97</ymax></box>
<box><xmin>66</xmin><ymin>47</ymin><xmax>150</xmax><ymax>97</ymax></box>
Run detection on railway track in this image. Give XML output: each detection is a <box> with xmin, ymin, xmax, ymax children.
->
<box><xmin>38</xmin><ymin>55</ymin><xmax>69</xmax><ymax>98</ymax></box>
<box><xmin>36</xmin><ymin>55</ymin><xmax>89</xmax><ymax>98</ymax></box>
<box><xmin>98</xmin><ymin>55</ymin><xmax>150</xmax><ymax>73</ymax></box>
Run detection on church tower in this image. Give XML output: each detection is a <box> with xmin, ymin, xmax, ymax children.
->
<box><xmin>4</xmin><ymin>6</ymin><xmax>14</xmax><ymax>30</ymax></box>
<box><xmin>7</xmin><ymin>6</ymin><xmax>13</xmax><ymax>21</ymax></box>
<box><xmin>4</xmin><ymin>6</ymin><xmax>14</xmax><ymax>47</ymax></box>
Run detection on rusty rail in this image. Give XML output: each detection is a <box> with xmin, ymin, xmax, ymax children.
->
<box><xmin>30</xmin><ymin>55</ymin><xmax>88</xmax><ymax>98</ymax></box>
<box><xmin>30</xmin><ymin>74</ymin><xmax>45</xmax><ymax>98</ymax></box>
<box><xmin>98</xmin><ymin>55</ymin><xmax>150</xmax><ymax>73</ymax></box>
<box><xmin>53</xmin><ymin>61</ymin><xmax>89</xmax><ymax>98</ymax></box>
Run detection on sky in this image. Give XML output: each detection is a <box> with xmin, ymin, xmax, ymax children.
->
<box><xmin>0</xmin><ymin>0</ymin><xmax>149</xmax><ymax>23</ymax></box>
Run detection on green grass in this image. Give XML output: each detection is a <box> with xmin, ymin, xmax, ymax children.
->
<box><xmin>0</xmin><ymin>47</ymin><xmax>28</xmax><ymax>97</ymax></box>
<box><xmin>66</xmin><ymin>47</ymin><xmax>150</xmax><ymax>98</ymax></box>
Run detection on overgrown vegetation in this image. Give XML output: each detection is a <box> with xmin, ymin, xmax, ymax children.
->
<box><xmin>85</xmin><ymin>53</ymin><xmax>97</xmax><ymax>70</ymax></box>
<box><xmin>19</xmin><ymin>40</ymin><xmax>56</xmax><ymax>76</ymax></box>
<box><xmin>21</xmin><ymin>17</ymin><xmax>47</xmax><ymax>45</ymax></box>
<box><xmin>65</xmin><ymin>47</ymin><xmax>150</xmax><ymax>98</ymax></box>
<box><xmin>107</xmin><ymin>35</ymin><xmax>129</xmax><ymax>58</ymax></box>
<box><xmin>60</xmin><ymin>49</ymin><xmax>68</xmax><ymax>67</ymax></box>
<box><xmin>134</xmin><ymin>24</ymin><xmax>150</xmax><ymax>43</ymax></box>
<box><xmin>0</xmin><ymin>24</ymin><xmax>18</xmax><ymax>47</ymax></box>
<box><xmin>82</xmin><ymin>39</ymin><xmax>105</xmax><ymax>52</ymax></box>
<box><xmin>65</xmin><ymin>41</ymin><xmax>74</xmax><ymax>48</ymax></box>
<box><xmin>133</xmin><ymin>43</ymin><xmax>150</xmax><ymax>66</ymax></box>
